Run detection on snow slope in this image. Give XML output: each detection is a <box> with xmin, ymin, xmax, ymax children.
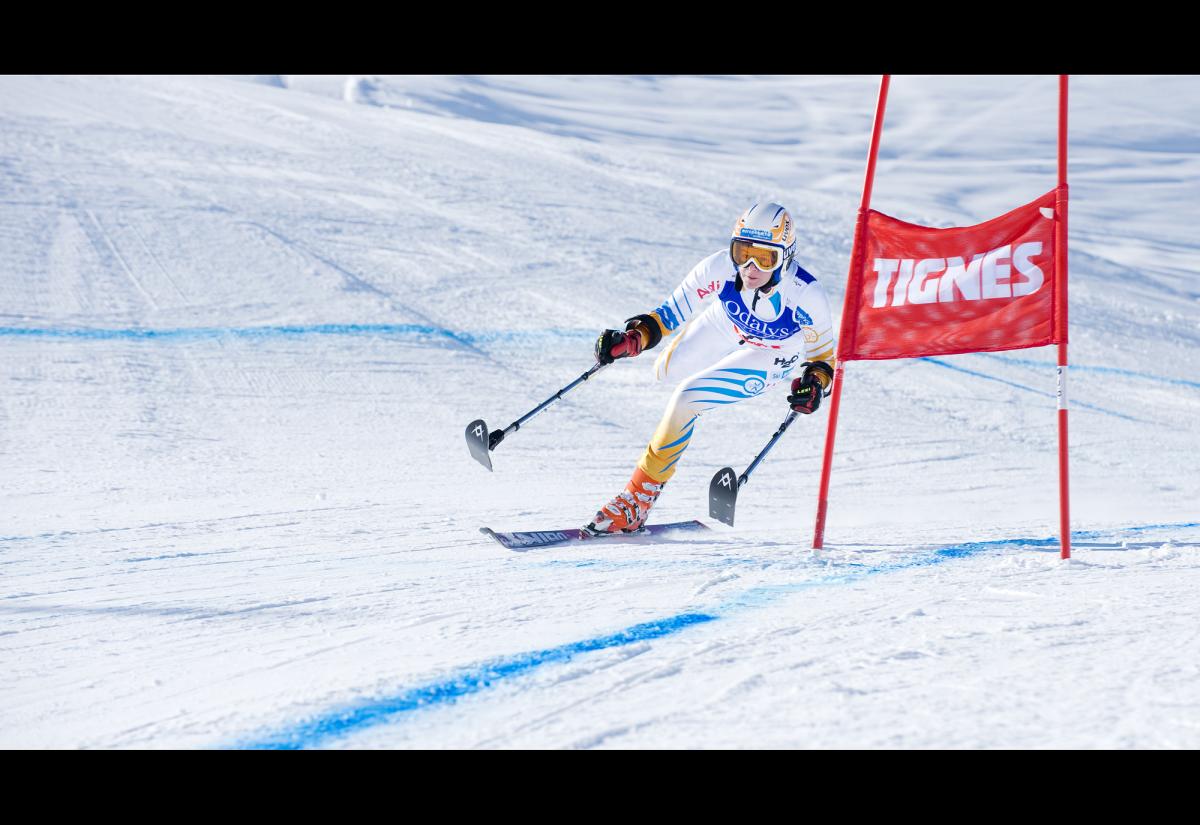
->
<box><xmin>1</xmin><ymin>74</ymin><xmax>1198</xmax><ymax>748</ymax></box>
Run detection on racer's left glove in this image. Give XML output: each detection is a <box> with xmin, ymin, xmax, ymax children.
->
<box><xmin>787</xmin><ymin>361</ymin><xmax>834</xmax><ymax>414</ymax></box>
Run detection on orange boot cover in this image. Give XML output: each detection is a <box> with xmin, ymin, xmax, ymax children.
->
<box><xmin>587</xmin><ymin>467</ymin><xmax>666</xmax><ymax>534</ymax></box>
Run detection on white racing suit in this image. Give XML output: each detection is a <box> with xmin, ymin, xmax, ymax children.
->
<box><xmin>629</xmin><ymin>250</ymin><xmax>837</xmax><ymax>484</ymax></box>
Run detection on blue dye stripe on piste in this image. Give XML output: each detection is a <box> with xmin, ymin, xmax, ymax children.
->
<box><xmin>1109</xmin><ymin>520</ymin><xmax>1200</xmax><ymax>534</ymax></box>
<box><xmin>918</xmin><ymin>356</ymin><xmax>1144</xmax><ymax>423</ymax></box>
<box><xmin>4</xmin><ymin>325</ymin><xmax>1173</xmax><ymax>418</ymax></box>
<box><xmin>720</xmin><ymin>536</ymin><xmax>1043</xmax><ymax>610</ymax></box>
<box><xmin>976</xmin><ymin>352</ymin><xmax>1200</xmax><ymax>392</ymax></box>
<box><xmin>719</xmin><ymin>520</ymin><xmax>1200</xmax><ymax>612</ymax></box>
<box><xmin>7</xmin><ymin>324</ymin><xmax>1199</xmax><ymax>397</ymax></box>
<box><xmin>231</xmin><ymin>520</ymin><xmax>1197</xmax><ymax>749</ymax></box>
<box><xmin>0</xmin><ymin>324</ymin><xmax>598</xmax><ymax>346</ymax></box>
<box><xmin>0</xmin><ymin>323</ymin><xmax>470</xmax><ymax>343</ymax></box>
<box><xmin>235</xmin><ymin>612</ymin><xmax>716</xmax><ymax>750</ymax></box>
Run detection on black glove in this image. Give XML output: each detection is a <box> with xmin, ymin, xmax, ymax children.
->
<box><xmin>595</xmin><ymin>325</ymin><xmax>646</xmax><ymax>365</ymax></box>
<box><xmin>787</xmin><ymin>361</ymin><xmax>834</xmax><ymax>414</ymax></box>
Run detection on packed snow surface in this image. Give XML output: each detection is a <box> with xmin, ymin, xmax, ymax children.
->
<box><xmin>2</xmin><ymin>74</ymin><xmax>1198</xmax><ymax>748</ymax></box>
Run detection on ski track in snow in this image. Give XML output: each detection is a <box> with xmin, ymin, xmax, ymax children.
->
<box><xmin>2</xmin><ymin>74</ymin><xmax>1199</xmax><ymax>749</ymax></box>
<box><xmin>230</xmin><ymin>521</ymin><xmax>1200</xmax><ymax>749</ymax></box>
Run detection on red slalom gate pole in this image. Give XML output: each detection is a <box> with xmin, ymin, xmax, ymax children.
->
<box><xmin>1056</xmin><ymin>75</ymin><xmax>1071</xmax><ymax>560</ymax></box>
<box><xmin>812</xmin><ymin>365</ymin><xmax>845</xmax><ymax>549</ymax></box>
<box><xmin>813</xmin><ymin>74</ymin><xmax>890</xmax><ymax>550</ymax></box>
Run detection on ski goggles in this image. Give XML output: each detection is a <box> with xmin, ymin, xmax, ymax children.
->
<box><xmin>730</xmin><ymin>238</ymin><xmax>784</xmax><ymax>271</ymax></box>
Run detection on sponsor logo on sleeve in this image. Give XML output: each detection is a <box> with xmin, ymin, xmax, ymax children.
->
<box><xmin>655</xmin><ymin>302</ymin><xmax>680</xmax><ymax>330</ymax></box>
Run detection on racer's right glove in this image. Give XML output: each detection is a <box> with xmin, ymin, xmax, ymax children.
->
<box><xmin>595</xmin><ymin>327</ymin><xmax>644</xmax><ymax>365</ymax></box>
<box><xmin>595</xmin><ymin>315</ymin><xmax>662</xmax><ymax>365</ymax></box>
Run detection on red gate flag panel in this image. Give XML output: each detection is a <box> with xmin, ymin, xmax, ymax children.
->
<box><xmin>840</xmin><ymin>188</ymin><xmax>1065</xmax><ymax>361</ymax></box>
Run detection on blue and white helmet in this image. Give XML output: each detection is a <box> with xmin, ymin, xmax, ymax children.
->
<box><xmin>730</xmin><ymin>202</ymin><xmax>797</xmax><ymax>286</ymax></box>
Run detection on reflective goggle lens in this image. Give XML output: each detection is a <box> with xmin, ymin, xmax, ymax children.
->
<box><xmin>730</xmin><ymin>239</ymin><xmax>782</xmax><ymax>270</ymax></box>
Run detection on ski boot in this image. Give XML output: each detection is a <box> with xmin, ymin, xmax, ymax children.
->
<box><xmin>584</xmin><ymin>467</ymin><xmax>665</xmax><ymax>535</ymax></box>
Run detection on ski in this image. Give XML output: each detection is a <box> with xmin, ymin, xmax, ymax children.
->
<box><xmin>479</xmin><ymin>520</ymin><xmax>709</xmax><ymax>551</ymax></box>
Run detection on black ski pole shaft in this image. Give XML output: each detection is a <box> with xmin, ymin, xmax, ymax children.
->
<box><xmin>709</xmin><ymin>410</ymin><xmax>800</xmax><ymax>526</ymax></box>
<box><xmin>466</xmin><ymin>361</ymin><xmax>608</xmax><ymax>471</ymax></box>
<box><xmin>495</xmin><ymin>362</ymin><xmax>606</xmax><ymax>446</ymax></box>
<box><xmin>739</xmin><ymin>410</ymin><xmax>799</xmax><ymax>487</ymax></box>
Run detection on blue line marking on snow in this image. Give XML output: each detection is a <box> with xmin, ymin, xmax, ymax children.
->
<box><xmin>456</xmin><ymin>329</ymin><xmax>595</xmax><ymax>343</ymax></box>
<box><xmin>232</xmin><ymin>520</ymin><xmax>1198</xmax><ymax>749</ymax></box>
<box><xmin>0</xmin><ymin>323</ymin><xmax>480</xmax><ymax>346</ymax></box>
<box><xmin>8</xmin><ymin>325</ymin><xmax>1188</xmax><ymax>418</ymax></box>
<box><xmin>714</xmin><ymin>522</ymin><xmax>1198</xmax><ymax>612</ymax></box>
<box><xmin>919</xmin><ymin>357</ymin><xmax>1144</xmax><ymax>423</ymax></box>
<box><xmin>235</xmin><ymin>612</ymin><xmax>716</xmax><ymax>750</ymax></box>
<box><xmin>976</xmin><ymin>352</ymin><xmax>1200</xmax><ymax>392</ymax></box>
<box><xmin>1105</xmin><ymin>520</ymin><xmax>1200</xmax><ymax>534</ymax></box>
<box><xmin>0</xmin><ymin>324</ymin><xmax>606</xmax><ymax>348</ymax></box>
<box><xmin>6</xmin><ymin>325</ymin><xmax>1198</xmax><ymax>400</ymax></box>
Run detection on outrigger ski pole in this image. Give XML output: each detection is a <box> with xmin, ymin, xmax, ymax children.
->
<box><xmin>709</xmin><ymin>410</ymin><xmax>799</xmax><ymax>526</ymax></box>
<box><xmin>466</xmin><ymin>362</ymin><xmax>608</xmax><ymax>471</ymax></box>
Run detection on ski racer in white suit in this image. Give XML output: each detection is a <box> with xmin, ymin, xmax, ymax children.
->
<box><xmin>586</xmin><ymin>202</ymin><xmax>837</xmax><ymax>535</ymax></box>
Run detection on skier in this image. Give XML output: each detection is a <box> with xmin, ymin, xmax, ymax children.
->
<box><xmin>586</xmin><ymin>202</ymin><xmax>837</xmax><ymax>535</ymax></box>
